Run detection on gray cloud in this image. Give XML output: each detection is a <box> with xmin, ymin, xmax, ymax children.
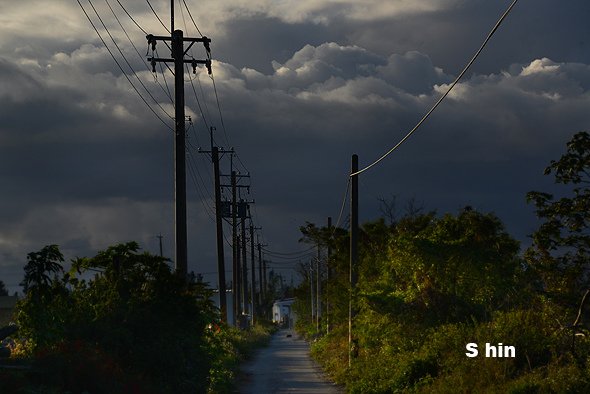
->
<box><xmin>1</xmin><ymin>0</ymin><xmax>590</xmax><ymax>293</ymax></box>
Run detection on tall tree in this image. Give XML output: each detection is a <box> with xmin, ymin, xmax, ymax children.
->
<box><xmin>527</xmin><ymin>131</ymin><xmax>590</xmax><ymax>303</ymax></box>
<box><xmin>0</xmin><ymin>280</ymin><xmax>8</xmax><ymax>296</ymax></box>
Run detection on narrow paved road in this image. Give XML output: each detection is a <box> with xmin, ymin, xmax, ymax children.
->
<box><xmin>238</xmin><ymin>329</ymin><xmax>342</xmax><ymax>393</ymax></box>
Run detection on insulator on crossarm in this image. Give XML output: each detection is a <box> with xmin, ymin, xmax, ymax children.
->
<box><xmin>206</xmin><ymin>59</ymin><xmax>212</xmax><ymax>75</ymax></box>
<box><xmin>150</xmin><ymin>58</ymin><xmax>157</xmax><ymax>73</ymax></box>
<box><xmin>191</xmin><ymin>59</ymin><xmax>197</xmax><ymax>74</ymax></box>
<box><xmin>203</xmin><ymin>37</ymin><xmax>211</xmax><ymax>54</ymax></box>
<box><xmin>146</xmin><ymin>34</ymin><xmax>157</xmax><ymax>51</ymax></box>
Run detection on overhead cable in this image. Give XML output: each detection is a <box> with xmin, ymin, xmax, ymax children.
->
<box><xmin>77</xmin><ymin>0</ymin><xmax>173</xmax><ymax>132</ymax></box>
<box><xmin>146</xmin><ymin>0</ymin><xmax>170</xmax><ymax>33</ymax></box>
<box><xmin>116</xmin><ymin>0</ymin><xmax>147</xmax><ymax>34</ymax></box>
<box><xmin>105</xmin><ymin>0</ymin><xmax>173</xmax><ymax>103</ymax></box>
<box><xmin>182</xmin><ymin>0</ymin><xmax>204</xmax><ymax>37</ymax></box>
<box><xmin>351</xmin><ymin>0</ymin><xmax>520</xmax><ymax>176</ymax></box>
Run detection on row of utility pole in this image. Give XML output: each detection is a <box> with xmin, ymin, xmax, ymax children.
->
<box><xmin>309</xmin><ymin>216</ymin><xmax>332</xmax><ymax>334</ymax></box>
<box><xmin>201</xmin><ymin>133</ymin><xmax>270</xmax><ymax>326</ymax></box>
<box><xmin>145</xmin><ymin>3</ymin><xmax>269</xmax><ymax>327</ymax></box>
<box><xmin>144</xmin><ymin>5</ymin><xmax>359</xmax><ymax>347</ymax></box>
<box><xmin>309</xmin><ymin>154</ymin><xmax>358</xmax><ymax>368</ymax></box>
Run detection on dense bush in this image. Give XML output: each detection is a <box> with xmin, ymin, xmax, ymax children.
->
<box><xmin>5</xmin><ymin>242</ymin><xmax>274</xmax><ymax>393</ymax></box>
<box><xmin>297</xmin><ymin>203</ymin><xmax>590</xmax><ymax>392</ymax></box>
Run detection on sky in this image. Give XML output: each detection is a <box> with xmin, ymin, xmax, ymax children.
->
<box><xmin>1</xmin><ymin>0</ymin><xmax>590</xmax><ymax>294</ymax></box>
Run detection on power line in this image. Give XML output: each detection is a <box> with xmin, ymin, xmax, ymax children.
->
<box><xmin>186</xmin><ymin>139</ymin><xmax>215</xmax><ymax>203</ymax></box>
<box><xmin>146</xmin><ymin>0</ymin><xmax>170</xmax><ymax>33</ymax></box>
<box><xmin>116</xmin><ymin>0</ymin><xmax>147</xmax><ymax>34</ymax></box>
<box><xmin>176</xmin><ymin>0</ymin><xmax>189</xmax><ymax>34</ymax></box>
<box><xmin>351</xmin><ymin>0</ymin><xmax>520</xmax><ymax>176</ymax></box>
<box><xmin>87</xmin><ymin>0</ymin><xmax>175</xmax><ymax>121</ymax></box>
<box><xmin>209</xmin><ymin>73</ymin><xmax>238</xmax><ymax>159</ymax></box>
<box><xmin>182</xmin><ymin>0</ymin><xmax>203</xmax><ymax>37</ymax></box>
<box><xmin>264</xmin><ymin>253</ymin><xmax>315</xmax><ymax>261</ymax></box>
<box><xmin>105</xmin><ymin>0</ymin><xmax>173</xmax><ymax>103</ymax></box>
<box><xmin>156</xmin><ymin>50</ymin><xmax>174</xmax><ymax>102</ymax></box>
<box><xmin>186</xmin><ymin>65</ymin><xmax>211</xmax><ymax>131</ymax></box>
<box><xmin>262</xmin><ymin>245</ymin><xmax>316</xmax><ymax>256</ymax></box>
<box><xmin>77</xmin><ymin>0</ymin><xmax>174</xmax><ymax>132</ymax></box>
<box><xmin>186</xmin><ymin>150</ymin><xmax>216</xmax><ymax>222</ymax></box>
<box><xmin>334</xmin><ymin>178</ymin><xmax>351</xmax><ymax>230</ymax></box>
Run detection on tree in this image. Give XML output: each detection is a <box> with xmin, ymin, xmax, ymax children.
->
<box><xmin>371</xmin><ymin>208</ymin><xmax>522</xmax><ymax>324</ymax></box>
<box><xmin>14</xmin><ymin>242</ymin><xmax>221</xmax><ymax>393</ymax></box>
<box><xmin>526</xmin><ymin>131</ymin><xmax>590</xmax><ymax>303</ymax></box>
<box><xmin>20</xmin><ymin>244</ymin><xmax>64</xmax><ymax>296</ymax></box>
<box><xmin>0</xmin><ymin>280</ymin><xmax>8</xmax><ymax>296</ymax></box>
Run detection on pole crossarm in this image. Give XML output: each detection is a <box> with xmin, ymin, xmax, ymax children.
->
<box><xmin>147</xmin><ymin>34</ymin><xmax>211</xmax><ymax>44</ymax></box>
<box><xmin>148</xmin><ymin>57</ymin><xmax>211</xmax><ymax>74</ymax></box>
<box><xmin>147</xmin><ymin>33</ymin><xmax>211</xmax><ymax>74</ymax></box>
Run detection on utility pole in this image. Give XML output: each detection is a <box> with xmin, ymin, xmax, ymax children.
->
<box><xmin>257</xmin><ymin>241</ymin><xmax>267</xmax><ymax>307</ymax></box>
<box><xmin>349</xmin><ymin>154</ymin><xmax>359</xmax><ymax>367</ymax></box>
<box><xmin>198</xmin><ymin>129</ymin><xmax>232</xmax><ymax>323</ymax></box>
<box><xmin>231</xmin><ymin>171</ymin><xmax>238</xmax><ymax>325</ymax></box>
<box><xmin>222</xmin><ymin>169</ymin><xmax>250</xmax><ymax>326</ymax></box>
<box><xmin>249</xmin><ymin>220</ymin><xmax>256</xmax><ymax>325</ymax></box>
<box><xmin>212</xmin><ymin>146</ymin><xmax>227</xmax><ymax>322</ymax></box>
<box><xmin>310</xmin><ymin>261</ymin><xmax>314</xmax><ymax>325</ymax></box>
<box><xmin>170</xmin><ymin>0</ymin><xmax>174</xmax><ymax>33</ymax></box>
<box><xmin>146</xmin><ymin>19</ymin><xmax>211</xmax><ymax>279</ymax></box>
<box><xmin>326</xmin><ymin>216</ymin><xmax>332</xmax><ymax>335</ymax></box>
<box><xmin>263</xmin><ymin>258</ymin><xmax>268</xmax><ymax>305</ymax></box>
<box><xmin>241</xmin><ymin>204</ymin><xmax>249</xmax><ymax>316</ymax></box>
<box><xmin>236</xmin><ymin>234</ymin><xmax>242</xmax><ymax>321</ymax></box>
<box><xmin>157</xmin><ymin>234</ymin><xmax>164</xmax><ymax>258</ymax></box>
<box><xmin>316</xmin><ymin>243</ymin><xmax>321</xmax><ymax>332</ymax></box>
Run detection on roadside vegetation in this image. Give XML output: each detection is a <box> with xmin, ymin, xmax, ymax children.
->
<box><xmin>294</xmin><ymin>131</ymin><xmax>590</xmax><ymax>392</ymax></box>
<box><xmin>0</xmin><ymin>242</ymin><xmax>274</xmax><ymax>393</ymax></box>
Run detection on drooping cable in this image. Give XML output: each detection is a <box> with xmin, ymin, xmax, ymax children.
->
<box><xmin>145</xmin><ymin>0</ymin><xmax>170</xmax><ymax>33</ymax></box>
<box><xmin>77</xmin><ymin>0</ymin><xmax>173</xmax><ymax>132</ymax></box>
<box><xmin>182</xmin><ymin>0</ymin><xmax>203</xmax><ymax>37</ymax></box>
<box><xmin>351</xmin><ymin>0</ymin><xmax>520</xmax><ymax>176</ymax></box>
<box><xmin>86</xmin><ymin>0</ymin><xmax>175</xmax><ymax>122</ymax></box>
<box><xmin>116</xmin><ymin>0</ymin><xmax>147</xmax><ymax>34</ymax></box>
<box><xmin>105</xmin><ymin>0</ymin><xmax>173</xmax><ymax>103</ymax></box>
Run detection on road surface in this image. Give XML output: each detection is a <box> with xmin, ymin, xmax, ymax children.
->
<box><xmin>238</xmin><ymin>329</ymin><xmax>342</xmax><ymax>393</ymax></box>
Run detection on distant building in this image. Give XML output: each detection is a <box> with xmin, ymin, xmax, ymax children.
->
<box><xmin>272</xmin><ymin>298</ymin><xmax>296</xmax><ymax>328</ymax></box>
<box><xmin>0</xmin><ymin>296</ymin><xmax>18</xmax><ymax>326</ymax></box>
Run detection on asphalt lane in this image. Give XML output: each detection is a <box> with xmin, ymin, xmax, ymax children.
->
<box><xmin>238</xmin><ymin>329</ymin><xmax>342</xmax><ymax>394</ymax></box>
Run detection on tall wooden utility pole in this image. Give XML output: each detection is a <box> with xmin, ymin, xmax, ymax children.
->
<box><xmin>146</xmin><ymin>13</ymin><xmax>211</xmax><ymax>278</ymax></box>
<box><xmin>172</xmin><ymin>29</ymin><xmax>187</xmax><ymax>278</ymax></box>
<box><xmin>223</xmin><ymin>169</ymin><xmax>250</xmax><ymax>326</ymax></box>
<box><xmin>262</xmin><ymin>258</ymin><xmax>268</xmax><ymax>305</ymax></box>
<box><xmin>241</xmin><ymin>206</ymin><xmax>249</xmax><ymax>315</ymax></box>
<box><xmin>212</xmin><ymin>146</ymin><xmax>227</xmax><ymax>322</ymax></box>
<box><xmin>236</xmin><ymin>234</ymin><xmax>242</xmax><ymax>320</ymax></box>
<box><xmin>199</xmin><ymin>131</ymin><xmax>232</xmax><ymax>322</ymax></box>
<box><xmin>231</xmin><ymin>171</ymin><xmax>239</xmax><ymax>325</ymax></box>
<box><xmin>157</xmin><ymin>234</ymin><xmax>164</xmax><ymax>258</ymax></box>
<box><xmin>349</xmin><ymin>154</ymin><xmax>359</xmax><ymax>367</ymax></box>
<box><xmin>326</xmin><ymin>216</ymin><xmax>332</xmax><ymax>335</ymax></box>
<box><xmin>310</xmin><ymin>261</ymin><xmax>314</xmax><ymax>326</ymax></box>
<box><xmin>316</xmin><ymin>243</ymin><xmax>321</xmax><ymax>332</ymax></box>
<box><xmin>257</xmin><ymin>241</ymin><xmax>266</xmax><ymax>307</ymax></box>
<box><xmin>249</xmin><ymin>221</ymin><xmax>256</xmax><ymax>325</ymax></box>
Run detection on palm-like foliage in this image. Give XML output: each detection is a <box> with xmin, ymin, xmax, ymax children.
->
<box><xmin>20</xmin><ymin>244</ymin><xmax>64</xmax><ymax>295</ymax></box>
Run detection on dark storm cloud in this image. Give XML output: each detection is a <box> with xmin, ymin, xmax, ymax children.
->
<box><xmin>203</xmin><ymin>43</ymin><xmax>590</xmax><ymax>245</ymax></box>
<box><xmin>2</xmin><ymin>0</ymin><xmax>590</xmax><ymax>293</ymax></box>
<box><xmin>212</xmin><ymin>16</ymin><xmax>338</xmax><ymax>74</ymax></box>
